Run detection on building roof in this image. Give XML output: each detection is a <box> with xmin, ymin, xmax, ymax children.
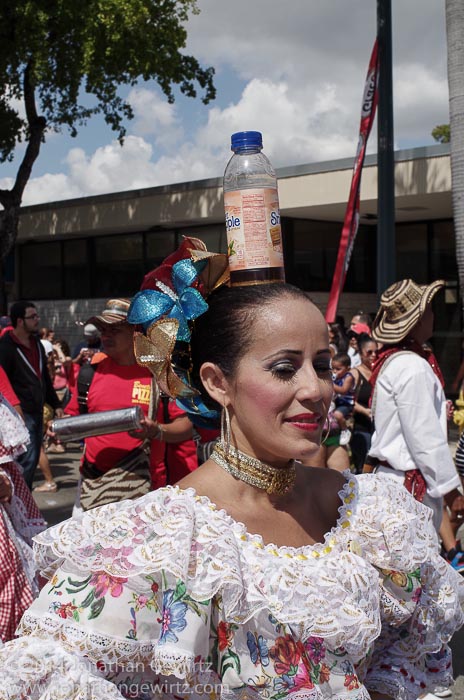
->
<box><xmin>17</xmin><ymin>143</ymin><xmax>452</xmax><ymax>242</ymax></box>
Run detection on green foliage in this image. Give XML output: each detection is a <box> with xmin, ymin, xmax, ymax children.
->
<box><xmin>431</xmin><ymin>123</ymin><xmax>451</xmax><ymax>143</ymax></box>
<box><xmin>0</xmin><ymin>0</ymin><xmax>216</xmax><ymax>162</ymax></box>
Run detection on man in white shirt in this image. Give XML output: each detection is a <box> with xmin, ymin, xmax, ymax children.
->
<box><xmin>368</xmin><ymin>279</ymin><xmax>464</xmax><ymax>555</ymax></box>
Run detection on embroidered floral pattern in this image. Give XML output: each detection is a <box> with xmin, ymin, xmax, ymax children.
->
<box><xmin>89</xmin><ymin>572</ymin><xmax>128</xmax><ymax>598</ymax></box>
<box><xmin>241</xmin><ymin>626</ymin><xmax>359</xmax><ymax>700</ymax></box>
<box><xmin>158</xmin><ymin>588</ymin><xmax>188</xmax><ymax>644</ymax></box>
<box><xmin>218</xmin><ymin>621</ymin><xmax>237</xmax><ymax>652</ymax></box>
<box><xmin>48</xmin><ymin>571</ymin><xmax>128</xmax><ymax>622</ymax></box>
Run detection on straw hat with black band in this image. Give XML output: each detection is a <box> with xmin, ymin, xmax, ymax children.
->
<box><xmin>371</xmin><ymin>278</ymin><xmax>445</xmax><ymax>345</ymax></box>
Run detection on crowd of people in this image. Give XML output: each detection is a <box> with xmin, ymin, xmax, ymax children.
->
<box><xmin>0</xmin><ymin>237</ymin><xmax>462</xmax><ymax>700</ymax></box>
<box><xmin>325</xmin><ymin>314</ymin><xmax>378</xmax><ymax>471</ymax></box>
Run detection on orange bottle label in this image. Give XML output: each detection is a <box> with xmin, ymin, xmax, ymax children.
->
<box><xmin>224</xmin><ymin>188</ymin><xmax>283</xmax><ymax>271</ymax></box>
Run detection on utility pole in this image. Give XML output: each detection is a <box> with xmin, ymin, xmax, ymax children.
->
<box><xmin>377</xmin><ymin>0</ymin><xmax>396</xmax><ymax>296</ymax></box>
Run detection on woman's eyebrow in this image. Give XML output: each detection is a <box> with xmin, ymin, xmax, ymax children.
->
<box><xmin>263</xmin><ymin>348</ymin><xmax>331</xmax><ymax>360</ymax></box>
<box><xmin>262</xmin><ymin>349</ymin><xmax>302</xmax><ymax>360</ymax></box>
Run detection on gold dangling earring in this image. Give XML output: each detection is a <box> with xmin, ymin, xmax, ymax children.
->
<box><xmin>320</xmin><ymin>416</ymin><xmax>331</xmax><ymax>445</ymax></box>
<box><xmin>221</xmin><ymin>404</ymin><xmax>232</xmax><ymax>452</ymax></box>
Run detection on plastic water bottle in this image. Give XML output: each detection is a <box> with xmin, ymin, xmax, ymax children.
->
<box><xmin>223</xmin><ymin>131</ymin><xmax>285</xmax><ymax>286</ymax></box>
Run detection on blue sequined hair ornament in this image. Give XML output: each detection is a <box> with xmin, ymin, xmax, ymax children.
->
<box><xmin>128</xmin><ymin>237</ymin><xmax>229</xmax><ymax>427</ymax></box>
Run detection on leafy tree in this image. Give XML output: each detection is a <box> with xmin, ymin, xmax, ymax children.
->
<box><xmin>431</xmin><ymin>123</ymin><xmax>451</xmax><ymax>143</ymax></box>
<box><xmin>0</xmin><ymin>0</ymin><xmax>215</xmax><ymax>264</ymax></box>
<box><xmin>446</xmin><ymin>0</ymin><xmax>464</xmax><ymax>322</ymax></box>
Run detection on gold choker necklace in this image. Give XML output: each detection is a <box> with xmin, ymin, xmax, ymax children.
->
<box><xmin>210</xmin><ymin>441</ymin><xmax>296</xmax><ymax>495</ymax></box>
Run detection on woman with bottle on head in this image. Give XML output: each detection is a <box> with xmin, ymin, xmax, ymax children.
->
<box><xmin>0</xmin><ymin>238</ymin><xmax>463</xmax><ymax>700</ymax></box>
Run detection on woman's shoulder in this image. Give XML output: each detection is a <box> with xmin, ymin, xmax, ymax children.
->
<box><xmin>302</xmin><ymin>464</ymin><xmax>347</xmax><ymax>512</ymax></box>
<box><xmin>350</xmin><ymin>364</ymin><xmax>364</xmax><ymax>379</ymax></box>
<box><xmin>350</xmin><ymin>364</ymin><xmax>370</xmax><ymax>385</ymax></box>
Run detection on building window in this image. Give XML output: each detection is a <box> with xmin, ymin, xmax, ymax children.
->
<box><xmin>145</xmin><ymin>231</ymin><xmax>176</xmax><ymax>271</ymax></box>
<box><xmin>94</xmin><ymin>234</ymin><xmax>144</xmax><ymax>297</ymax></box>
<box><xmin>63</xmin><ymin>239</ymin><xmax>91</xmax><ymax>298</ymax></box>
<box><xmin>19</xmin><ymin>241</ymin><xmax>62</xmax><ymax>299</ymax></box>
<box><xmin>144</xmin><ymin>226</ymin><xmax>227</xmax><ymax>277</ymax></box>
<box><xmin>291</xmin><ymin>219</ymin><xmax>376</xmax><ymax>292</ymax></box>
<box><xmin>431</xmin><ymin>220</ymin><xmax>458</xmax><ymax>281</ymax></box>
<box><xmin>396</xmin><ymin>223</ymin><xmax>428</xmax><ymax>282</ymax></box>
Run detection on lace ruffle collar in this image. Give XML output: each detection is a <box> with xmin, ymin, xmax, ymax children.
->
<box><xmin>34</xmin><ymin>473</ymin><xmax>439</xmax><ymax>578</ymax></box>
<box><xmin>29</xmin><ymin>472</ymin><xmax>463</xmax><ymax>661</ymax></box>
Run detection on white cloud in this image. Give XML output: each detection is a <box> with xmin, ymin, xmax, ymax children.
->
<box><xmin>16</xmin><ymin>77</ymin><xmax>361</xmax><ymax>205</ymax></box>
<box><xmin>22</xmin><ymin>173</ymin><xmax>81</xmax><ymax>203</ymax></box>
<box><xmin>66</xmin><ymin>137</ymin><xmax>155</xmax><ymax>193</ymax></box>
<box><xmin>0</xmin><ymin>176</ymin><xmax>14</xmax><ymax>191</ymax></box>
<box><xmin>128</xmin><ymin>87</ymin><xmax>184</xmax><ymax>148</ymax></box>
<box><xmin>187</xmin><ymin>0</ymin><xmax>448</xmax><ymax>148</ymax></box>
<box><xmin>195</xmin><ymin>78</ymin><xmax>357</xmax><ymax>166</ymax></box>
<box><xmin>394</xmin><ymin>64</ymin><xmax>449</xmax><ymax>140</ymax></box>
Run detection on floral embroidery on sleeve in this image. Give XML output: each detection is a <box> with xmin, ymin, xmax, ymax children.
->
<box><xmin>127</xmin><ymin>577</ymin><xmax>160</xmax><ymax>639</ymax></box>
<box><xmin>49</xmin><ymin>572</ymin><xmax>128</xmax><ymax>621</ymax></box>
<box><xmin>156</xmin><ymin>577</ymin><xmax>209</xmax><ymax>645</ymax></box>
<box><xmin>210</xmin><ymin>619</ymin><xmax>241</xmax><ymax>679</ymax></box>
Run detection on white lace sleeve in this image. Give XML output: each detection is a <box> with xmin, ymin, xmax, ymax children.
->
<box><xmin>0</xmin><ymin>395</ymin><xmax>29</xmax><ymax>462</ymax></box>
<box><xmin>0</xmin><ymin>637</ymin><xmax>125</xmax><ymax>699</ymax></box>
<box><xmin>4</xmin><ymin>481</ymin><xmax>46</xmax><ymax>545</ymax></box>
<box><xmin>353</xmin><ymin>474</ymin><xmax>464</xmax><ymax>700</ymax></box>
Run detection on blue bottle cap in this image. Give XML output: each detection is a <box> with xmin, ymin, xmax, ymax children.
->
<box><xmin>231</xmin><ymin>131</ymin><xmax>263</xmax><ymax>151</ymax></box>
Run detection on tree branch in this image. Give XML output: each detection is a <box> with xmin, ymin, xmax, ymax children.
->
<box><xmin>11</xmin><ymin>60</ymin><xmax>46</xmax><ymax>203</ymax></box>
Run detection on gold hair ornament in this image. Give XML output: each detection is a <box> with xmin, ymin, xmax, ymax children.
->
<box><xmin>134</xmin><ymin>318</ymin><xmax>198</xmax><ymax>398</ymax></box>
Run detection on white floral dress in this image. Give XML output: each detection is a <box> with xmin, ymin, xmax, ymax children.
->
<box><xmin>0</xmin><ymin>473</ymin><xmax>463</xmax><ymax>700</ymax></box>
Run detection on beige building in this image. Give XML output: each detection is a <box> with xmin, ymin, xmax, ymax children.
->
<box><xmin>14</xmin><ymin>142</ymin><xmax>461</xmax><ymax>383</ymax></box>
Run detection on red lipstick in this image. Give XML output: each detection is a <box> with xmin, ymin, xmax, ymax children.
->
<box><xmin>285</xmin><ymin>413</ymin><xmax>321</xmax><ymax>432</ymax></box>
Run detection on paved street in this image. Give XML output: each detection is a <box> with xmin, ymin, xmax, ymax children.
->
<box><xmin>32</xmin><ymin>441</ymin><xmax>82</xmax><ymax>526</ymax></box>
<box><xmin>31</xmin><ymin>436</ymin><xmax>464</xmax><ymax>699</ymax></box>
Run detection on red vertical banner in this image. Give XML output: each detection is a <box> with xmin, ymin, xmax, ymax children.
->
<box><xmin>325</xmin><ymin>41</ymin><xmax>379</xmax><ymax>323</ymax></box>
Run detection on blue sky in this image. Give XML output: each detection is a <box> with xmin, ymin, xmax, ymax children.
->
<box><xmin>0</xmin><ymin>0</ymin><xmax>450</xmax><ymax>205</ymax></box>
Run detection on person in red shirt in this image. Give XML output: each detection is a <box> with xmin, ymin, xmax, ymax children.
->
<box><xmin>0</xmin><ymin>301</ymin><xmax>63</xmax><ymax>488</ymax></box>
<box><xmin>149</xmin><ymin>396</ymin><xmax>198</xmax><ymax>488</ymax></box>
<box><xmin>65</xmin><ymin>299</ymin><xmax>197</xmax><ymax>510</ymax></box>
